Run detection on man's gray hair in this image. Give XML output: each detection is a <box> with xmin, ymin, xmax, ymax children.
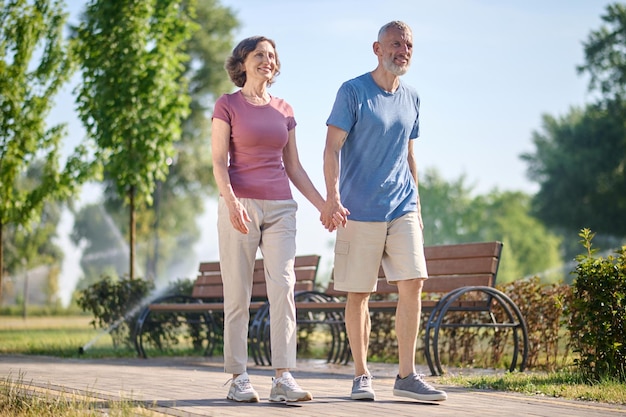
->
<box><xmin>377</xmin><ymin>21</ymin><xmax>412</xmax><ymax>42</ymax></box>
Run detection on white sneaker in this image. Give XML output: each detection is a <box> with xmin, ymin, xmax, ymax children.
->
<box><xmin>269</xmin><ymin>371</ymin><xmax>313</xmax><ymax>402</ymax></box>
<box><xmin>226</xmin><ymin>372</ymin><xmax>260</xmax><ymax>402</ymax></box>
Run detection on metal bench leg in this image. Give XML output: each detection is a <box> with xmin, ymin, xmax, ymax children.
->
<box><xmin>424</xmin><ymin>306</ymin><xmax>444</xmax><ymax>376</ymax></box>
<box><xmin>134</xmin><ymin>306</ymin><xmax>151</xmax><ymax>359</ymax></box>
<box><xmin>250</xmin><ymin>303</ymin><xmax>271</xmax><ymax>366</ymax></box>
<box><xmin>427</xmin><ymin>286</ymin><xmax>528</xmax><ymax>375</ymax></box>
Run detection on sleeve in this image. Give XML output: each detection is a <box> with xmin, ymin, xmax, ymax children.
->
<box><xmin>212</xmin><ymin>94</ymin><xmax>231</xmax><ymax>124</ymax></box>
<box><xmin>326</xmin><ymin>81</ymin><xmax>357</xmax><ymax>133</ymax></box>
<box><xmin>284</xmin><ymin>100</ymin><xmax>297</xmax><ymax>131</ymax></box>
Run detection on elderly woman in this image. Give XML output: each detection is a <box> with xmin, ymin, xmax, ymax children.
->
<box><xmin>211</xmin><ymin>35</ymin><xmax>324</xmax><ymax>403</ymax></box>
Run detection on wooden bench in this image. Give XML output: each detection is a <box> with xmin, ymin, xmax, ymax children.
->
<box><xmin>133</xmin><ymin>254</ymin><xmax>322</xmax><ymax>360</ymax></box>
<box><xmin>248</xmin><ymin>241</ymin><xmax>529</xmax><ymax>375</ymax></box>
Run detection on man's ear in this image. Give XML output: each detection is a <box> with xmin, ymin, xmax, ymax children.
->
<box><xmin>373</xmin><ymin>41</ymin><xmax>381</xmax><ymax>56</ymax></box>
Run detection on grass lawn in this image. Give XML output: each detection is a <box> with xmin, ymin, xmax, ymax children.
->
<box><xmin>441</xmin><ymin>371</ymin><xmax>626</xmax><ymax>405</ymax></box>
<box><xmin>0</xmin><ymin>315</ymin><xmax>131</xmax><ymax>358</ymax></box>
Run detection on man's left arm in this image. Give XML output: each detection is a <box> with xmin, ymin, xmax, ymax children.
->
<box><xmin>407</xmin><ymin>139</ymin><xmax>423</xmax><ymax>229</ymax></box>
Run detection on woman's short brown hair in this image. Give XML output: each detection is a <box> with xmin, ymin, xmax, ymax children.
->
<box><xmin>224</xmin><ymin>36</ymin><xmax>281</xmax><ymax>88</ymax></box>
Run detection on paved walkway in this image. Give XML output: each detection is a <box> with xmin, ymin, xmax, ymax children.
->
<box><xmin>1</xmin><ymin>354</ymin><xmax>625</xmax><ymax>416</ymax></box>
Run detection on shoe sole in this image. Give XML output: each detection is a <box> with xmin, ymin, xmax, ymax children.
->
<box><xmin>393</xmin><ymin>388</ymin><xmax>447</xmax><ymax>401</ymax></box>
<box><xmin>227</xmin><ymin>395</ymin><xmax>259</xmax><ymax>403</ymax></box>
<box><xmin>269</xmin><ymin>393</ymin><xmax>313</xmax><ymax>402</ymax></box>
<box><xmin>351</xmin><ymin>392</ymin><xmax>376</xmax><ymax>401</ymax></box>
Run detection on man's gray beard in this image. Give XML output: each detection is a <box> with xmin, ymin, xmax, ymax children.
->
<box><xmin>383</xmin><ymin>59</ymin><xmax>409</xmax><ymax>76</ymax></box>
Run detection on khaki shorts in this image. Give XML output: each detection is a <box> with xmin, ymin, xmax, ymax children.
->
<box><xmin>332</xmin><ymin>212</ymin><xmax>428</xmax><ymax>293</ymax></box>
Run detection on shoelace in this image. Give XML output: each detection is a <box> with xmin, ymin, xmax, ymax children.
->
<box><xmin>224</xmin><ymin>377</ymin><xmax>254</xmax><ymax>391</ymax></box>
<box><xmin>413</xmin><ymin>373</ymin><xmax>435</xmax><ymax>389</ymax></box>
<box><xmin>236</xmin><ymin>378</ymin><xmax>254</xmax><ymax>391</ymax></box>
<box><xmin>278</xmin><ymin>375</ymin><xmax>301</xmax><ymax>390</ymax></box>
<box><xmin>356</xmin><ymin>374</ymin><xmax>372</xmax><ymax>388</ymax></box>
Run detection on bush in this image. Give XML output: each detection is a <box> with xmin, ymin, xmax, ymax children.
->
<box><xmin>76</xmin><ymin>275</ymin><xmax>154</xmax><ymax>348</ymax></box>
<box><xmin>500</xmin><ymin>277</ymin><xmax>572</xmax><ymax>371</ymax></box>
<box><xmin>366</xmin><ymin>278</ymin><xmax>573</xmax><ymax>371</ymax></box>
<box><xmin>77</xmin><ymin>275</ymin><xmax>212</xmax><ymax>355</ymax></box>
<box><xmin>566</xmin><ymin>228</ymin><xmax>626</xmax><ymax>382</ymax></box>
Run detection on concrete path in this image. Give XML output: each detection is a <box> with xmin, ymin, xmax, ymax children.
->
<box><xmin>1</xmin><ymin>354</ymin><xmax>625</xmax><ymax>416</ymax></box>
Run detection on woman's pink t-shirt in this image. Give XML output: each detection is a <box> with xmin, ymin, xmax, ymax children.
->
<box><xmin>213</xmin><ymin>91</ymin><xmax>296</xmax><ymax>200</ymax></box>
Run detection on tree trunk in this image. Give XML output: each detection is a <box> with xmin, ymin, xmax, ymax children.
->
<box><xmin>22</xmin><ymin>258</ymin><xmax>28</xmax><ymax>320</ymax></box>
<box><xmin>129</xmin><ymin>187</ymin><xmax>136</xmax><ymax>280</ymax></box>
<box><xmin>147</xmin><ymin>181</ymin><xmax>161</xmax><ymax>281</ymax></box>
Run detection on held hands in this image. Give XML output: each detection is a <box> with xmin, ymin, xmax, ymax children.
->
<box><xmin>228</xmin><ymin>199</ymin><xmax>251</xmax><ymax>234</ymax></box>
<box><xmin>321</xmin><ymin>200</ymin><xmax>350</xmax><ymax>232</ymax></box>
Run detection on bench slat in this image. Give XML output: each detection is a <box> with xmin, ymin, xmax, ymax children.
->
<box><xmin>192</xmin><ymin>281</ymin><xmax>315</xmax><ymax>299</ymax></box>
<box><xmin>149</xmin><ymin>301</ymin><xmax>268</xmax><ymax>313</ymax></box>
<box><xmin>198</xmin><ymin>255</ymin><xmax>320</xmax><ymax>276</ymax></box>
<box><xmin>371</xmin><ymin>274</ymin><xmax>494</xmax><ymax>295</ymax></box>
<box><xmin>294</xmin><ymin>299</ymin><xmax>490</xmax><ymax>313</ymax></box>
<box><xmin>195</xmin><ymin>268</ymin><xmax>317</xmax><ymax>286</ymax></box>
<box><xmin>190</xmin><ymin>255</ymin><xmax>320</xmax><ymax>300</ymax></box>
<box><xmin>294</xmin><ymin>254</ymin><xmax>322</xmax><ymax>268</ymax></box>
<box><xmin>424</xmin><ymin>241</ymin><xmax>501</xmax><ymax>260</ymax></box>
<box><xmin>427</xmin><ymin>257</ymin><xmax>499</xmax><ymax>276</ymax></box>
<box><xmin>423</xmin><ymin>274</ymin><xmax>494</xmax><ymax>292</ymax></box>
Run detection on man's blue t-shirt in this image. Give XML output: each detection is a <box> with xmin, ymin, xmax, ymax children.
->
<box><xmin>326</xmin><ymin>72</ymin><xmax>420</xmax><ymax>222</ymax></box>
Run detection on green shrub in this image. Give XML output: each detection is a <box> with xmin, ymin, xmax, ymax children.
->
<box><xmin>77</xmin><ymin>276</ymin><xmax>212</xmax><ymax>355</ymax></box>
<box><xmin>500</xmin><ymin>277</ymin><xmax>572</xmax><ymax>371</ymax></box>
<box><xmin>566</xmin><ymin>228</ymin><xmax>626</xmax><ymax>382</ymax></box>
<box><xmin>366</xmin><ymin>278</ymin><xmax>573</xmax><ymax>370</ymax></box>
<box><xmin>76</xmin><ymin>275</ymin><xmax>154</xmax><ymax>348</ymax></box>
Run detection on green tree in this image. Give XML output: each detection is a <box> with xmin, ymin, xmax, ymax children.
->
<box><xmin>420</xmin><ymin>169</ymin><xmax>563</xmax><ymax>283</ymax></box>
<box><xmin>3</xmin><ymin>161</ymin><xmax>62</xmax><ymax>270</ymax></box>
<box><xmin>73</xmin><ymin>0</ymin><xmax>197</xmax><ymax>279</ymax></box>
<box><xmin>0</xmin><ymin>0</ymin><xmax>95</xmax><ymax>302</ymax></box>
<box><xmin>577</xmin><ymin>1</ymin><xmax>626</xmax><ymax>238</ymax></box>
<box><xmin>129</xmin><ymin>0</ymin><xmax>237</xmax><ymax>282</ymax></box>
<box><xmin>71</xmin><ymin>0</ymin><xmax>238</xmax><ymax>285</ymax></box>
<box><xmin>420</xmin><ymin>168</ymin><xmax>477</xmax><ymax>245</ymax></box>
<box><xmin>578</xmin><ymin>2</ymin><xmax>626</xmax><ymax>101</ymax></box>
<box><xmin>470</xmin><ymin>191</ymin><xmax>563</xmax><ymax>283</ymax></box>
<box><xmin>4</xmin><ymin>200</ymin><xmax>63</xmax><ymax>306</ymax></box>
<box><xmin>520</xmin><ymin>2</ymin><xmax>626</xmax><ymax>259</ymax></box>
<box><xmin>521</xmin><ymin>105</ymin><xmax>626</xmax><ymax>244</ymax></box>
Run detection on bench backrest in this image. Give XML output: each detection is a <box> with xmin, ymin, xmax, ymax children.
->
<box><xmin>328</xmin><ymin>241</ymin><xmax>503</xmax><ymax>296</ymax></box>
<box><xmin>191</xmin><ymin>254</ymin><xmax>321</xmax><ymax>300</ymax></box>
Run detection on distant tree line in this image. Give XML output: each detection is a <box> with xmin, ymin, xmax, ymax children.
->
<box><xmin>522</xmin><ymin>3</ymin><xmax>626</xmax><ymax>261</ymax></box>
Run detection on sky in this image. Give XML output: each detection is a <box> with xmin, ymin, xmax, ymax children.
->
<box><xmin>53</xmin><ymin>0</ymin><xmax>612</xmax><ymax>305</ymax></box>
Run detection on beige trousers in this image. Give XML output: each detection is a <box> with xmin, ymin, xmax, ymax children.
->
<box><xmin>217</xmin><ymin>197</ymin><xmax>298</xmax><ymax>374</ymax></box>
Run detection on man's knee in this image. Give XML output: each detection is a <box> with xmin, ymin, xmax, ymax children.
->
<box><xmin>397</xmin><ymin>278</ymin><xmax>424</xmax><ymax>293</ymax></box>
<box><xmin>347</xmin><ymin>291</ymin><xmax>370</xmax><ymax>303</ymax></box>
<box><xmin>345</xmin><ymin>292</ymin><xmax>371</xmax><ymax>316</ymax></box>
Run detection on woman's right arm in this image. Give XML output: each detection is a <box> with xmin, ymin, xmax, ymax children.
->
<box><xmin>211</xmin><ymin>117</ymin><xmax>251</xmax><ymax>234</ymax></box>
